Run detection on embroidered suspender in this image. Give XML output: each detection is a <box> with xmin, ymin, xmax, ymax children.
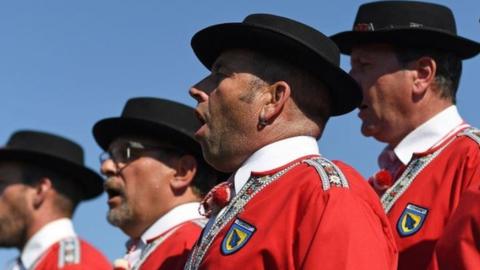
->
<box><xmin>380</xmin><ymin>132</ymin><xmax>464</xmax><ymax>213</ymax></box>
<box><xmin>184</xmin><ymin>156</ymin><xmax>349</xmax><ymax>270</ymax></box>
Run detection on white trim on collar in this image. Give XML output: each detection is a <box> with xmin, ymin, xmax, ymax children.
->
<box><xmin>21</xmin><ymin>218</ymin><xmax>76</xmax><ymax>269</ymax></box>
<box><xmin>140</xmin><ymin>202</ymin><xmax>203</xmax><ymax>243</ymax></box>
<box><xmin>233</xmin><ymin>136</ymin><xmax>319</xmax><ymax>194</ymax></box>
<box><xmin>394</xmin><ymin>105</ymin><xmax>465</xmax><ymax>164</ymax></box>
<box><xmin>125</xmin><ymin>202</ymin><xmax>203</xmax><ymax>267</ymax></box>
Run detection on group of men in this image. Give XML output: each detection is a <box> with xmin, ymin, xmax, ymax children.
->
<box><xmin>0</xmin><ymin>1</ymin><xmax>478</xmax><ymax>269</ymax></box>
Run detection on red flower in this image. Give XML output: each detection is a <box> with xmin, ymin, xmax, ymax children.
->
<box><xmin>375</xmin><ymin>169</ymin><xmax>393</xmax><ymax>187</ymax></box>
<box><xmin>199</xmin><ymin>181</ymin><xmax>232</xmax><ymax>217</ymax></box>
<box><xmin>369</xmin><ymin>169</ymin><xmax>393</xmax><ymax>194</ymax></box>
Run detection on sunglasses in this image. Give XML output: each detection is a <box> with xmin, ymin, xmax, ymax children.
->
<box><xmin>99</xmin><ymin>141</ymin><xmax>177</xmax><ymax>165</ymax></box>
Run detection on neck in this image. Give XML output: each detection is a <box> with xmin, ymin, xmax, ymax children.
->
<box><xmin>388</xmin><ymin>100</ymin><xmax>453</xmax><ymax>148</ymax></box>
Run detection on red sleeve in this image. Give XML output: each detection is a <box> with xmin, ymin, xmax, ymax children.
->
<box><xmin>297</xmin><ymin>162</ymin><xmax>398</xmax><ymax>270</ymax></box>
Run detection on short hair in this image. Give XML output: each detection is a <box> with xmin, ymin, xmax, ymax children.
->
<box><xmin>148</xmin><ymin>146</ymin><xmax>220</xmax><ymax>197</ymax></box>
<box><xmin>393</xmin><ymin>46</ymin><xmax>462</xmax><ymax>104</ymax></box>
<box><xmin>21</xmin><ymin>163</ymin><xmax>80</xmax><ymax>216</ymax></box>
<box><xmin>249</xmin><ymin>51</ymin><xmax>332</xmax><ymax>132</ymax></box>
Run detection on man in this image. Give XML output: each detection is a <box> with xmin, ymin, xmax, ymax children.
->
<box><xmin>331</xmin><ymin>1</ymin><xmax>480</xmax><ymax>269</ymax></box>
<box><xmin>185</xmin><ymin>14</ymin><xmax>397</xmax><ymax>270</ymax></box>
<box><xmin>93</xmin><ymin>97</ymin><xmax>221</xmax><ymax>270</ymax></box>
<box><xmin>0</xmin><ymin>130</ymin><xmax>110</xmax><ymax>270</ymax></box>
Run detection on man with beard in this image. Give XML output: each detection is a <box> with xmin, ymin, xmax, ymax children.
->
<box><xmin>184</xmin><ymin>13</ymin><xmax>397</xmax><ymax>270</ymax></box>
<box><xmin>93</xmin><ymin>97</ymin><xmax>221</xmax><ymax>270</ymax></box>
<box><xmin>331</xmin><ymin>1</ymin><xmax>480</xmax><ymax>269</ymax></box>
<box><xmin>0</xmin><ymin>130</ymin><xmax>110</xmax><ymax>270</ymax></box>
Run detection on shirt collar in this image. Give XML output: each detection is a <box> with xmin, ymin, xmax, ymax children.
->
<box><xmin>139</xmin><ymin>202</ymin><xmax>203</xmax><ymax>244</ymax></box>
<box><xmin>21</xmin><ymin>218</ymin><xmax>76</xmax><ymax>268</ymax></box>
<box><xmin>393</xmin><ymin>105</ymin><xmax>464</xmax><ymax>164</ymax></box>
<box><xmin>234</xmin><ymin>136</ymin><xmax>319</xmax><ymax>194</ymax></box>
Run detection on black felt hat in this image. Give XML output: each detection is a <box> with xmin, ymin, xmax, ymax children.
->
<box><xmin>0</xmin><ymin>130</ymin><xmax>103</xmax><ymax>200</ymax></box>
<box><xmin>93</xmin><ymin>98</ymin><xmax>201</xmax><ymax>157</ymax></box>
<box><xmin>331</xmin><ymin>1</ymin><xmax>480</xmax><ymax>58</ymax></box>
<box><xmin>191</xmin><ymin>13</ymin><xmax>362</xmax><ymax>116</ymax></box>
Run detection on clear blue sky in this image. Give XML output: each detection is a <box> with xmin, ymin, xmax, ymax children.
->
<box><xmin>0</xmin><ymin>0</ymin><xmax>478</xmax><ymax>266</ymax></box>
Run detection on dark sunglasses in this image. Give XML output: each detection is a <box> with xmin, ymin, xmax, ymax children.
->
<box><xmin>99</xmin><ymin>141</ymin><xmax>177</xmax><ymax>165</ymax></box>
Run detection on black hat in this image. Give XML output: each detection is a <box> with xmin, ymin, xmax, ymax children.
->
<box><xmin>331</xmin><ymin>1</ymin><xmax>480</xmax><ymax>59</ymax></box>
<box><xmin>93</xmin><ymin>98</ymin><xmax>201</xmax><ymax>157</ymax></box>
<box><xmin>191</xmin><ymin>13</ymin><xmax>362</xmax><ymax>116</ymax></box>
<box><xmin>0</xmin><ymin>130</ymin><xmax>103</xmax><ymax>200</ymax></box>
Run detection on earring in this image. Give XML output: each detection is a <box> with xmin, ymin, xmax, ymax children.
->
<box><xmin>258</xmin><ymin>118</ymin><xmax>268</xmax><ymax>128</ymax></box>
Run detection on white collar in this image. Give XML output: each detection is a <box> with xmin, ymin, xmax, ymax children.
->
<box><xmin>21</xmin><ymin>218</ymin><xmax>76</xmax><ymax>269</ymax></box>
<box><xmin>234</xmin><ymin>136</ymin><xmax>319</xmax><ymax>194</ymax></box>
<box><xmin>393</xmin><ymin>105</ymin><xmax>466</xmax><ymax>164</ymax></box>
<box><xmin>139</xmin><ymin>202</ymin><xmax>203</xmax><ymax>244</ymax></box>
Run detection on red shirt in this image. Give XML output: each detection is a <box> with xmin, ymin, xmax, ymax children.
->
<box><xmin>187</xmin><ymin>157</ymin><xmax>398</xmax><ymax>270</ymax></box>
<box><xmin>33</xmin><ymin>238</ymin><xmax>111</xmax><ymax>270</ymax></box>
<box><xmin>429</xmin><ymin>186</ymin><xmax>480</xmax><ymax>270</ymax></box>
<box><xmin>382</xmin><ymin>130</ymin><xmax>480</xmax><ymax>270</ymax></box>
<box><xmin>137</xmin><ymin>220</ymin><xmax>204</xmax><ymax>270</ymax></box>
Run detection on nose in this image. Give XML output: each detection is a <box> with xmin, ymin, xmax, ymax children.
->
<box><xmin>101</xmin><ymin>159</ymin><xmax>118</xmax><ymax>178</ymax></box>
<box><xmin>189</xmin><ymin>85</ymin><xmax>209</xmax><ymax>104</ymax></box>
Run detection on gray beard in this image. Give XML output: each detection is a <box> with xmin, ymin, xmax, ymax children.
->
<box><xmin>106</xmin><ymin>200</ymin><xmax>135</xmax><ymax>228</ymax></box>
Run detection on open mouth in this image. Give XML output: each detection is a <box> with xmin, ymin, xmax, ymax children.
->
<box><xmin>106</xmin><ymin>188</ymin><xmax>123</xmax><ymax>199</ymax></box>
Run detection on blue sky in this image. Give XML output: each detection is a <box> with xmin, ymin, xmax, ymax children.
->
<box><xmin>0</xmin><ymin>0</ymin><xmax>478</xmax><ymax>266</ymax></box>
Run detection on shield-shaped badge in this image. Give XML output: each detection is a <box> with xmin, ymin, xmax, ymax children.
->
<box><xmin>397</xmin><ymin>203</ymin><xmax>428</xmax><ymax>237</ymax></box>
<box><xmin>221</xmin><ymin>218</ymin><xmax>256</xmax><ymax>255</ymax></box>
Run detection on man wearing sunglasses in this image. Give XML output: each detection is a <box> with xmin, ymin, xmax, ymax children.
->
<box><xmin>93</xmin><ymin>97</ymin><xmax>222</xmax><ymax>270</ymax></box>
<box><xmin>0</xmin><ymin>130</ymin><xmax>110</xmax><ymax>270</ymax></box>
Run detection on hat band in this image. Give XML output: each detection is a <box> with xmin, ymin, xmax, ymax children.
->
<box><xmin>354</xmin><ymin>22</ymin><xmax>429</xmax><ymax>32</ymax></box>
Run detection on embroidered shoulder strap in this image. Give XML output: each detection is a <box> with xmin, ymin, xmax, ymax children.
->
<box><xmin>58</xmin><ymin>237</ymin><xmax>81</xmax><ymax>267</ymax></box>
<box><xmin>459</xmin><ymin>127</ymin><xmax>480</xmax><ymax>145</ymax></box>
<box><xmin>303</xmin><ymin>157</ymin><xmax>349</xmax><ymax>190</ymax></box>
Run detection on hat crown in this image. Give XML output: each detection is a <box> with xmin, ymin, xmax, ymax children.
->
<box><xmin>243</xmin><ymin>14</ymin><xmax>340</xmax><ymax>66</ymax></box>
<box><xmin>120</xmin><ymin>97</ymin><xmax>200</xmax><ymax>137</ymax></box>
<box><xmin>354</xmin><ymin>1</ymin><xmax>456</xmax><ymax>34</ymax></box>
<box><xmin>5</xmin><ymin>130</ymin><xmax>84</xmax><ymax>166</ymax></box>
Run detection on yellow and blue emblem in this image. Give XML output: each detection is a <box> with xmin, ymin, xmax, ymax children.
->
<box><xmin>397</xmin><ymin>203</ymin><xmax>428</xmax><ymax>237</ymax></box>
<box><xmin>221</xmin><ymin>218</ymin><xmax>256</xmax><ymax>255</ymax></box>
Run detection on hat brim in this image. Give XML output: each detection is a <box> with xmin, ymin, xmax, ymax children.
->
<box><xmin>331</xmin><ymin>28</ymin><xmax>480</xmax><ymax>59</ymax></box>
<box><xmin>0</xmin><ymin>149</ymin><xmax>103</xmax><ymax>200</ymax></box>
<box><xmin>93</xmin><ymin>117</ymin><xmax>201</xmax><ymax>157</ymax></box>
<box><xmin>192</xmin><ymin>23</ymin><xmax>362</xmax><ymax>116</ymax></box>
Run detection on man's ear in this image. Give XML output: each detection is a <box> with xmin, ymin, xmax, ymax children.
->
<box><xmin>258</xmin><ymin>81</ymin><xmax>291</xmax><ymax>129</ymax></box>
<box><xmin>32</xmin><ymin>177</ymin><xmax>53</xmax><ymax>209</ymax></box>
<box><xmin>170</xmin><ymin>155</ymin><xmax>197</xmax><ymax>191</ymax></box>
<box><xmin>412</xmin><ymin>56</ymin><xmax>436</xmax><ymax>97</ymax></box>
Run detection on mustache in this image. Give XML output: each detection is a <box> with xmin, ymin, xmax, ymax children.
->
<box><xmin>104</xmin><ymin>177</ymin><xmax>126</xmax><ymax>197</ymax></box>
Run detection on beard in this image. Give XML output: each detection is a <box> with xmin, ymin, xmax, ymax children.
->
<box><xmin>104</xmin><ymin>178</ymin><xmax>136</xmax><ymax>229</ymax></box>
<box><xmin>0</xmin><ymin>195</ymin><xmax>28</xmax><ymax>248</ymax></box>
<box><xmin>106</xmin><ymin>199</ymin><xmax>135</xmax><ymax>228</ymax></box>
